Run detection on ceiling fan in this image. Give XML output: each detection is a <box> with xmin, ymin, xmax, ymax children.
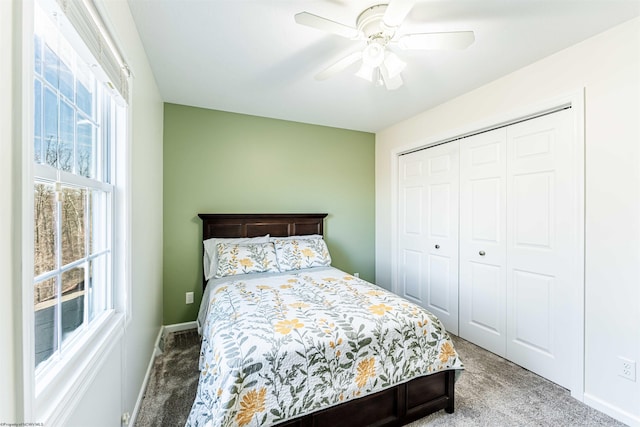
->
<box><xmin>294</xmin><ymin>0</ymin><xmax>475</xmax><ymax>90</ymax></box>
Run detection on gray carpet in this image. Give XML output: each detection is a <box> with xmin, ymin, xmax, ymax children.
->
<box><xmin>136</xmin><ymin>329</ymin><xmax>201</xmax><ymax>426</ymax></box>
<box><xmin>408</xmin><ymin>336</ymin><xmax>624</xmax><ymax>427</ymax></box>
<box><xmin>135</xmin><ymin>330</ymin><xmax>624</xmax><ymax>427</ymax></box>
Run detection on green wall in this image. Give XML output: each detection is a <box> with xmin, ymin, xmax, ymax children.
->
<box><xmin>163</xmin><ymin>103</ymin><xmax>375</xmax><ymax>325</ymax></box>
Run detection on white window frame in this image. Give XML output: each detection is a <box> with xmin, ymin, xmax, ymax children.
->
<box><xmin>21</xmin><ymin>0</ymin><xmax>131</xmax><ymax>424</ymax></box>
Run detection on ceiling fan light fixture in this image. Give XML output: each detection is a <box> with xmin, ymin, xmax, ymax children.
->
<box><xmin>362</xmin><ymin>41</ymin><xmax>386</xmax><ymax>67</ymax></box>
<box><xmin>355</xmin><ymin>62</ymin><xmax>375</xmax><ymax>82</ymax></box>
<box><xmin>383</xmin><ymin>51</ymin><xmax>406</xmax><ymax>79</ymax></box>
<box><xmin>374</xmin><ymin>68</ymin><xmax>385</xmax><ymax>87</ymax></box>
<box><xmin>380</xmin><ymin>64</ymin><xmax>403</xmax><ymax>90</ymax></box>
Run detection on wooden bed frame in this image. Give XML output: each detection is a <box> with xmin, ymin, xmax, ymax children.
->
<box><xmin>198</xmin><ymin>213</ymin><xmax>455</xmax><ymax>426</ymax></box>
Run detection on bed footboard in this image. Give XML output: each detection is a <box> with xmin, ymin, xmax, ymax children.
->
<box><xmin>276</xmin><ymin>370</ymin><xmax>455</xmax><ymax>427</ymax></box>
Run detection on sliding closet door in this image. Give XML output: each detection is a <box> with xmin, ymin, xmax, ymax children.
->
<box><xmin>398</xmin><ymin>142</ymin><xmax>459</xmax><ymax>334</ymax></box>
<box><xmin>505</xmin><ymin>109</ymin><xmax>576</xmax><ymax>389</ymax></box>
<box><xmin>459</xmin><ymin>128</ymin><xmax>508</xmax><ymax>356</ymax></box>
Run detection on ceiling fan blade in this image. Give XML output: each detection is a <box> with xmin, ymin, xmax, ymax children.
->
<box><xmin>315</xmin><ymin>51</ymin><xmax>363</xmax><ymax>81</ymax></box>
<box><xmin>382</xmin><ymin>0</ymin><xmax>416</xmax><ymax>28</ymax></box>
<box><xmin>398</xmin><ymin>31</ymin><xmax>475</xmax><ymax>50</ymax></box>
<box><xmin>295</xmin><ymin>12</ymin><xmax>360</xmax><ymax>39</ymax></box>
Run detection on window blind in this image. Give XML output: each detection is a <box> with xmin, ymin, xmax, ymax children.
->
<box><xmin>56</xmin><ymin>0</ymin><xmax>129</xmax><ymax>101</ymax></box>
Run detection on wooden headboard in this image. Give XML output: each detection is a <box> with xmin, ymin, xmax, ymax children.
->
<box><xmin>198</xmin><ymin>213</ymin><xmax>328</xmax><ymax>287</ymax></box>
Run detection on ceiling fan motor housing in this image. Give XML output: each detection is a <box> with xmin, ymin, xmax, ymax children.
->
<box><xmin>357</xmin><ymin>4</ymin><xmax>396</xmax><ymax>41</ymax></box>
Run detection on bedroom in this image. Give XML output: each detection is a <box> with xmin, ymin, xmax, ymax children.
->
<box><xmin>0</xmin><ymin>0</ymin><xmax>638</xmax><ymax>426</ymax></box>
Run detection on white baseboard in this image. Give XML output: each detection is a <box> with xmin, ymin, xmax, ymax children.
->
<box><xmin>163</xmin><ymin>321</ymin><xmax>197</xmax><ymax>334</ymax></box>
<box><xmin>128</xmin><ymin>322</ymin><xmax>198</xmax><ymax>426</ymax></box>
<box><xmin>584</xmin><ymin>393</ymin><xmax>640</xmax><ymax>427</ymax></box>
<box><xmin>128</xmin><ymin>326</ymin><xmax>163</xmax><ymax>427</ymax></box>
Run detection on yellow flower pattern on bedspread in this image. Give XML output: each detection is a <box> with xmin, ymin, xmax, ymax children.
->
<box><xmin>236</xmin><ymin>388</ymin><xmax>267</xmax><ymax>427</ymax></box>
<box><xmin>186</xmin><ymin>267</ymin><xmax>463</xmax><ymax>427</ymax></box>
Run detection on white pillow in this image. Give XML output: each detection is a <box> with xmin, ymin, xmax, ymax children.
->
<box><xmin>214</xmin><ymin>242</ymin><xmax>280</xmax><ymax>278</ymax></box>
<box><xmin>203</xmin><ymin>235</ymin><xmax>269</xmax><ymax>280</ymax></box>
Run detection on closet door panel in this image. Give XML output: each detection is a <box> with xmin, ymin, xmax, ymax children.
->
<box><xmin>424</xmin><ymin>143</ymin><xmax>459</xmax><ymax>334</ymax></box>
<box><xmin>468</xmin><ymin>262</ymin><xmax>502</xmax><ymax>331</ymax></box>
<box><xmin>428</xmin><ymin>254</ymin><xmax>452</xmax><ymax>312</ymax></box>
<box><xmin>459</xmin><ymin>128</ymin><xmax>507</xmax><ymax>356</ymax></box>
<box><xmin>398</xmin><ymin>154</ymin><xmax>428</xmax><ymax>307</ymax></box>
<box><xmin>398</xmin><ymin>142</ymin><xmax>459</xmax><ymax>334</ymax></box>
<box><xmin>400</xmin><ymin>249</ymin><xmax>423</xmax><ymax>302</ymax></box>
<box><xmin>506</xmin><ymin>109</ymin><xmax>575</xmax><ymax>389</ymax></box>
<box><xmin>512</xmin><ymin>270</ymin><xmax>554</xmax><ymax>353</ymax></box>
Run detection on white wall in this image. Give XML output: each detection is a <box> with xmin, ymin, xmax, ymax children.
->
<box><xmin>376</xmin><ymin>17</ymin><xmax>640</xmax><ymax>425</ymax></box>
<box><xmin>1</xmin><ymin>0</ymin><xmax>164</xmax><ymax>424</ymax></box>
<box><xmin>1</xmin><ymin>0</ymin><xmax>19</xmax><ymax>422</ymax></box>
<box><xmin>99</xmin><ymin>0</ymin><xmax>165</xmax><ymax>419</ymax></box>
<box><xmin>65</xmin><ymin>342</ymin><xmax>123</xmax><ymax>427</ymax></box>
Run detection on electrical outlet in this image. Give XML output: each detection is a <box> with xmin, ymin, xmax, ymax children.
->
<box><xmin>121</xmin><ymin>412</ymin><xmax>131</xmax><ymax>426</ymax></box>
<box><xmin>618</xmin><ymin>357</ymin><xmax>636</xmax><ymax>381</ymax></box>
<box><xmin>186</xmin><ymin>292</ymin><xmax>194</xmax><ymax>304</ymax></box>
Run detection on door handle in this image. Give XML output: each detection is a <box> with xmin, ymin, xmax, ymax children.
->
<box><xmin>479</xmin><ymin>250</ymin><xmax>486</xmax><ymax>256</ymax></box>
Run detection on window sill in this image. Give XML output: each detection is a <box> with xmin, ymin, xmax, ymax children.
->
<box><xmin>35</xmin><ymin>310</ymin><xmax>125</xmax><ymax>426</ymax></box>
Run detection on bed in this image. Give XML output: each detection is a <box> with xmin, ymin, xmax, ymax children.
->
<box><xmin>187</xmin><ymin>213</ymin><xmax>463</xmax><ymax>427</ymax></box>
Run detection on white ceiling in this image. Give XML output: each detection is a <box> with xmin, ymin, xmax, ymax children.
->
<box><xmin>127</xmin><ymin>0</ymin><xmax>640</xmax><ymax>132</ymax></box>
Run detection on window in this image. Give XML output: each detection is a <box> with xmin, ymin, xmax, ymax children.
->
<box><xmin>32</xmin><ymin>0</ymin><xmax>126</xmax><ymax>377</ymax></box>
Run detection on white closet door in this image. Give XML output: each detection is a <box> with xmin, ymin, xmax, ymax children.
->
<box><xmin>459</xmin><ymin>128</ymin><xmax>508</xmax><ymax>356</ymax></box>
<box><xmin>505</xmin><ymin>109</ymin><xmax>575</xmax><ymax>389</ymax></box>
<box><xmin>398</xmin><ymin>142</ymin><xmax>459</xmax><ymax>334</ymax></box>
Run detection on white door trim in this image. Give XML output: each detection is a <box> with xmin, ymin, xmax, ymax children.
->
<box><xmin>389</xmin><ymin>89</ymin><xmax>585</xmax><ymax>399</ymax></box>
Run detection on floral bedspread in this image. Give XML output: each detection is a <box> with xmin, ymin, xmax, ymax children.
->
<box><xmin>186</xmin><ymin>267</ymin><xmax>463</xmax><ymax>427</ymax></box>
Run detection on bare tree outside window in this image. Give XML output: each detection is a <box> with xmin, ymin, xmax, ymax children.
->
<box><xmin>34</xmin><ymin>183</ymin><xmax>56</xmax><ymax>279</ymax></box>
